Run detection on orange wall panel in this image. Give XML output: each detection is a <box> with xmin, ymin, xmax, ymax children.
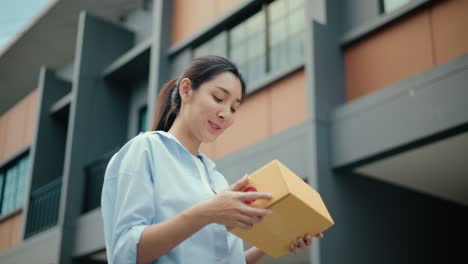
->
<box><xmin>0</xmin><ymin>115</ymin><xmax>6</xmax><ymax>161</ymax></box>
<box><xmin>215</xmin><ymin>0</ymin><xmax>241</xmax><ymax>15</ymax></box>
<box><xmin>0</xmin><ymin>212</ymin><xmax>23</xmax><ymax>252</ymax></box>
<box><xmin>172</xmin><ymin>0</ymin><xmax>217</xmax><ymax>44</ymax></box>
<box><xmin>214</xmin><ymin>88</ymin><xmax>271</xmax><ymax>158</ymax></box>
<box><xmin>431</xmin><ymin>0</ymin><xmax>468</xmax><ymax>65</ymax></box>
<box><xmin>172</xmin><ymin>0</ymin><xmax>241</xmax><ymax>44</ymax></box>
<box><xmin>1</xmin><ymin>90</ymin><xmax>37</xmax><ymax>162</ymax></box>
<box><xmin>4</xmin><ymin>102</ymin><xmax>27</xmax><ymax>159</ymax></box>
<box><xmin>345</xmin><ymin>9</ymin><xmax>435</xmax><ymax>101</ymax></box>
<box><xmin>270</xmin><ymin>71</ymin><xmax>307</xmax><ymax>135</ymax></box>
<box><xmin>9</xmin><ymin>213</ymin><xmax>23</xmax><ymax>246</ymax></box>
<box><xmin>0</xmin><ymin>219</ymin><xmax>11</xmax><ymax>251</ymax></box>
<box><xmin>213</xmin><ymin>70</ymin><xmax>308</xmax><ymax>159</ymax></box>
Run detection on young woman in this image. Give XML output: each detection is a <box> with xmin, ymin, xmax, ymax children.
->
<box><xmin>101</xmin><ymin>56</ymin><xmax>322</xmax><ymax>264</ymax></box>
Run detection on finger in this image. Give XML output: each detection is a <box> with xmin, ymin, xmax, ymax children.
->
<box><xmin>230</xmin><ymin>174</ymin><xmax>250</xmax><ymax>191</ymax></box>
<box><xmin>240</xmin><ymin>206</ymin><xmax>272</xmax><ymax>218</ymax></box>
<box><xmin>239</xmin><ymin>192</ymin><xmax>272</xmax><ymax>201</ymax></box>
<box><xmin>315</xmin><ymin>232</ymin><xmax>324</xmax><ymax>238</ymax></box>
<box><xmin>297</xmin><ymin>237</ymin><xmax>307</xmax><ymax>250</ymax></box>
<box><xmin>235</xmin><ymin>220</ymin><xmax>254</xmax><ymax>230</ymax></box>
<box><xmin>236</xmin><ymin>213</ymin><xmax>258</xmax><ymax>226</ymax></box>
<box><xmin>305</xmin><ymin>234</ymin><xmax>312</xmax><ymax>246</ymax></box>
<box><xmin>289</xmin><ymin>243</ymin><xmax>298</xmax><ymax>255</ymax></box>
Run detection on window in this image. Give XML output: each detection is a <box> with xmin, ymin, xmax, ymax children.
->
<box><xmin>381</xmin><ymin>0</ymin><xmax>410</xmax><ymax>13</ymax></box>
<box><xmin>186</xmin><ymin>0</ymin><xmax>306</xmax><ymax>86</ymax></box>
<box><xmin>229</xmin><ymin>11</ymin><xmax>266</xmax><ymax>84</ymax></box>
<box><xmin>0</xmin><ymin>154</ymin><xmax>29</xmax><ymax>215</ymax></box>
<box><xmin>194</xmin><ymin>32</ymin><xmax>228</xmax><ymax>58</ymax></box>
<box><xmin>268</xmin><ymin>0</ymin><xmax>305</xmax><ymax>73</ymax></box>
<box><xmin>138</xmin><ymin>105</ymin><xmax>148</xmax><ymax>133</ymax></box>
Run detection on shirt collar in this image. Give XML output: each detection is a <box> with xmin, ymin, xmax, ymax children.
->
<box><xmin>153</xmin><ymin>130</ymin><xmax>217</xmax><ymax>171</ymax></box>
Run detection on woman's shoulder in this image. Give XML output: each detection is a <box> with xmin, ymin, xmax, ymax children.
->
<box><xmin>108</xmin><ymin>132</ymin><xmax>166</xmax><ymax>164</ymax></box>
<box><xmin>105</xmin><ymin>132</ymin><xmax>168</xmax><ymax>179</ymax></box>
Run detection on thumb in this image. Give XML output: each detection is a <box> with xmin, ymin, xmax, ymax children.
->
<box><xmin>230</xmin><ymin>174</ymin><xmax>250</xmax><ymax>191</ymax></box>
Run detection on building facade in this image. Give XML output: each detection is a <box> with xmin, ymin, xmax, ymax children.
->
<box><xmin>0</xmin><ymin>0</ymin><xmax>467</xmax><ymax>263</ymax></box>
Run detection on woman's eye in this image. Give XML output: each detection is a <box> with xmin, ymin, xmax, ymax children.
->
<box><xmin>213</xmin><ymin>96</ymin><xmax>222</xmax><ymax>102</ymax></box>
<box><xmin>231</xmin><ymin>108</ymin><xmax>236</xmax><ymax>113</ymax></box>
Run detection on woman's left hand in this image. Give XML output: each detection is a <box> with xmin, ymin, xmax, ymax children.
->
<box><xmin>289</xmin><ymin>233</ymin><xmax>324</xmax><ymax>255</ymax></box>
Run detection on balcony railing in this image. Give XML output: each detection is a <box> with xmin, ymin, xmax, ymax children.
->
<box><xmin>25</xmin><ymin>177</ymin><xmax>62</xmax><ymax>238</ymax></box>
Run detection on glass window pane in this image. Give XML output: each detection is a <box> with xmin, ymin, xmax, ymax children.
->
<box><xmin>246</xmin><ymin>12</ymin><xmax>265</xmax><ymax>35</ymax></box>
<box><xmin>230</xmin><ymin>23</ymin><xmax>246</xmax><ymax>45</ymax></box>
<box><xmin>139</xmin><ymin>106</ymin><xmax>147</xmax><ymax>133</ymax></box>
<box><xmin>211</xmin><ymin>32</ymin><xmax>228</xmax><ymax>57</ymax></box>
<box><xmin>4</xmin><ymin>165</ymin><xmax>18</xmax><ymax>214</ymax></box>
<box><xmin>288</xmin><ymin>33</ymin><xmax>304</xmax><ymax>65</ymax></box>
<box><xmin>269</xmin><ymin>0</ymin><xmax>287</xmax><ymax>21</ymax></box>
<box><xmin>269</xmin><ymin>20</ymin><xmax>287</xmax><ymax>46</ymax></box>
<box><xmin>289</xmin><ymin>9</ymin><xmax>305</xmax><ymax>35</ymax></box>
<box><xmin>194</xmin><ymin>31</ymin><xmax>227</xmax><ymax>58</ymax></box>
<box><xmin>248</xmin><ymin>34</ymin><xmax>265</xmax><ymax>58</ymax></box>
<box><xmin>382</xmin><ymin>0</ymin><xmax>410</xmax><ymax>13</ymax></box>
<box><xmin>268</xmin><ymin>0</ymin><xmax>304</xmax><ymax>74</ymax></box>
<box><xmin>15</xmin><ymin>156</ymin><xmax>29</xmax><ymax>208</ymax></box>
<box><xmin>230</xmin><ymin>46</ymin><xmax>246</xmax><ymax>64</ymax></box>
<box><xmin>289</xmin><ymin>0</ymin><xmax>304</xmax><ymax>11</ymax></box>
<box><xmin>0</xmin><ymin>173</ymin><xmax>4</xmax><ymax>214</ymax></box>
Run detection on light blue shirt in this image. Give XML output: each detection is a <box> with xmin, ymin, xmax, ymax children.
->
<box><xmin>101</xmin><ymin>131</ymin><xmax>246</xmax><ymax>264</ymax></box>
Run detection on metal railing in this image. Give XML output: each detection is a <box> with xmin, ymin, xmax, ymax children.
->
<box><xmin>25</xmin><ymin>177</ymin><xmax>62</xmax><ymax>238</ymax></box>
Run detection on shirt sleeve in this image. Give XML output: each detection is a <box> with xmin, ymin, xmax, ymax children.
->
<box><xmin>101</xmin><ymin>135</ymin><xmax>156</xmax><ymax>264</ymax></box>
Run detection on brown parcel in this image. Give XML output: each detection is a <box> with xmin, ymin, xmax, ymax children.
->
<box><xmin>229</xmin><ymin>160</ymin><xmax>334</xmax><ymax>258</ymax></box>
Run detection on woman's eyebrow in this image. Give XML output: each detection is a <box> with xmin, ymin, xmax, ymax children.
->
<box><xmin>215</xmin><ymin>86</ymin><xmax>241</xmax><ymax>103</ymax></box>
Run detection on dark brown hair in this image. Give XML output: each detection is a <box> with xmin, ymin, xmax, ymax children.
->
<box><xmin>152</xmin><ymin>56</ymin><xmax>246</xmax><ymax>131</ymax></box>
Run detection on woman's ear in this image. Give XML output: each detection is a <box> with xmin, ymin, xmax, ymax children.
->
<box><xmin>178</xmin><ymin>78</ymin><xmax>192</xmax><ymax>103</ymax></box>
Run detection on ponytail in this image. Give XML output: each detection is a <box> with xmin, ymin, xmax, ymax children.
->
<box><xmin>152</xmin><ymin>79</ymin><xmax>181</xmax><ymax>131</ymax></box>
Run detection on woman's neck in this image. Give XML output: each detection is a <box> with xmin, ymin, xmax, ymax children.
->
<box><xmin>168</xmin><ymin>118</ymin><xmax>200</xmax><ymax>156</ymax></box>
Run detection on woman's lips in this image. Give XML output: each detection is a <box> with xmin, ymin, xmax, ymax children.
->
<box><xmin>208</xmin><ymin>121</ymin><xmax>221</xmax><ymax>132</ymax></box>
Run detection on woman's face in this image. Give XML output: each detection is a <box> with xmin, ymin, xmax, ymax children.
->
<box><xmin>181</xmin><ymin>71</ymin><xmax>242</xmax><ymax>143</ymax></box>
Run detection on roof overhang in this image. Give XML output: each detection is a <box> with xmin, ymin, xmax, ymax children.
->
<box><xmin>0</xmin><ymin>0</ymin><xmax>141</xmax><ymax>114</ymax></box>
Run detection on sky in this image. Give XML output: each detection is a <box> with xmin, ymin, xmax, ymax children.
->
<box><xmin>0</xmin><ymin>0</ymin><xmax>51</xmax><ymax>51</ymax></box>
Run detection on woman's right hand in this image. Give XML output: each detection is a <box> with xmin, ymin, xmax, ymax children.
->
<box><xmin>196</xmin><ymin>175</ymin><xmax>273</xmax><ymax>229</ymax></box>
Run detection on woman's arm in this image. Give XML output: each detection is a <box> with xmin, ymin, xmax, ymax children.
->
<box><xmin>137</xmin><ymin>185</ymin><xmax>272</xmax><ymax>263</ymax></box>
<box><xmin>137</xmin><ymin>203</ymin><xmax>209</xmax><ymax>263</ymax></box>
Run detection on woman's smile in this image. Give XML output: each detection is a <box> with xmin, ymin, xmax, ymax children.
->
<box><xmin>208</xmin><ymin>120</ymin><xmax>222</xmax><ymax>133</ymax></box>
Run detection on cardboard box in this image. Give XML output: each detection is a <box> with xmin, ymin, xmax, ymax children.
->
<box><xmin>229</xmin><ymin>160</ymin><xmax>334</xmax><ymax>258</ymax></box>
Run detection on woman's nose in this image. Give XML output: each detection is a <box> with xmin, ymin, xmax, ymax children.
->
<box><xmin>218</xmin><ymin>111</ymin><xmax>225</xmax><ymax>119</ymax></box>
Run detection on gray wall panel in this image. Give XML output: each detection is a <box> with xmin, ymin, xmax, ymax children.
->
<box><xmin>56</xmin><ymin>62</ymin><xmax>75</xmax><ymax>82</ymax></box>
<box><xmin>331</xmin><ymin>55</ymin><xmax>468</xmax><ymax>168</ymax></box>
<box><xmin>320</xmin><ymin>168</ymin><xmax>468</xmax><ymax>263</ymax></box>
<box><xmin>59</xmin><ymin>12</ymin><xmax>134</xmax><ymax>264</ymax></box>
<box><xmin>0</xmin><ymin>227</ymin><xmax>61</xmax><ymax>264</ymax></box>
<box><xmin>341</xmin><ymin>0</ymin><xmax>380</xmax><ymax>34</ymax></box>
<box><xmin>29</xmin><ymin>68</ymin><xmax>71</xmax><ymax>191</ymax></box>
<box><xmin>124</xmin><ymin>7</ymin><xmax>153</xmax><ymax>45</ymax></box>
<box><xmin>72</xmin><ymin>209</ymin><xmax>105</xmax><ymax>257</ymax></box>
<box><xmin>147</xmin><ymin>0</ymin><xmax>173</xmax><ymax>131</ymax></box>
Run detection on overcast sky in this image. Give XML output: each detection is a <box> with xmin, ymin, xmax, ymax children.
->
<box><xmin>0</xmin><ymin>0</ymin><xmax>50</xmax><ymax>51</ymax></box>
